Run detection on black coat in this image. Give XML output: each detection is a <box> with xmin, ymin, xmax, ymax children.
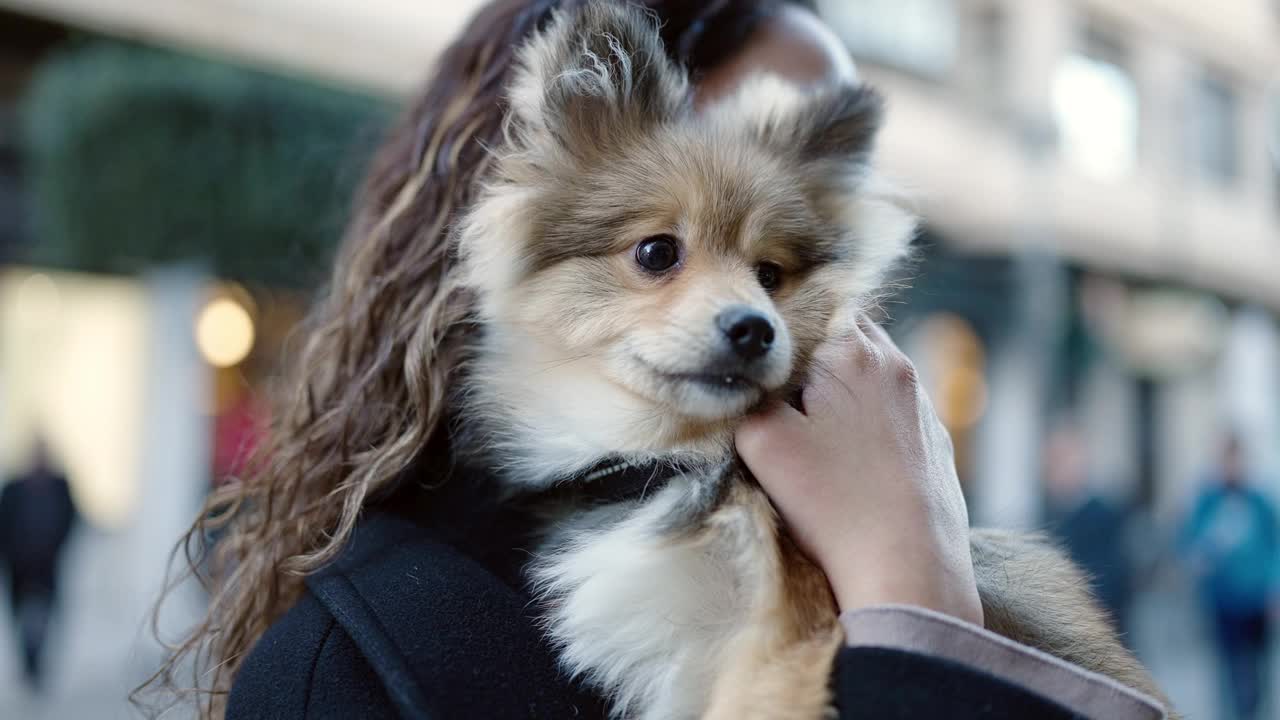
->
<box><xmin>229</xmin><ymin>480</ymin><xmax>1087</xmax><ymax>719</ymax></box>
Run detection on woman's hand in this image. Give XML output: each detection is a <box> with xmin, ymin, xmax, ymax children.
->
<box><xmin>736</xmin><ymin>319</ymin><xmax>983</xmax><ymax>626</ymax></box>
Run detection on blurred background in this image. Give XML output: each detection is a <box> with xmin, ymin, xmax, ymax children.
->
<box><xmin>0</xmin><ymin>0</ymin><xmax>1276</xmax><ymax>718</ymax></box>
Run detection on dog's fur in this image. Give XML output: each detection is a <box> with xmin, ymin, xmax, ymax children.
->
<box><xmin>453</xmin><ymin>4</ymin><xmax>1173</xmax><ymax>718</ymax></box>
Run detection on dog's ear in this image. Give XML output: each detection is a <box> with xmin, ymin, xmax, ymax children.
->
<box><xmin>508</xmin><ymin>2</ymin><xmax>688</xmax><ymax>158</ymax></box>
<box><xmin>797</xmin><ymin>86</ymin><xmax>912</xmax><ymax>297</ymax></box>
<box><xmin>794</xmin><ymin>83</ymin><xmax>884</xmax><ymax>167</ymax></box>
<box><xmin>726</xmin><ymin>78</ymin><xmax>884</xmax><ymax>169</ymax></box>
<box><xmin>711</xmin><ymin>76</ymin><xmax>884</xmax><ymax>171</ymax></box>
<box><xmin>799</xmin><ymin>86</ymin><xmax>912</xmax><ymax>289</ymax></box>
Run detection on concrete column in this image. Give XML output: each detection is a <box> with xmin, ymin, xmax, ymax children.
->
<box><xmin>1132</xmin><ymin>33</ymin><xmax>1188</xmax><ymax>176</ymax></box>
<box><xmin>123</xmin><ymin>265</ymin><xmax>210</xmax><ymax>678</ymax></box>
<box><xmin>973</xmin><ymin>340</ymin><xmax>1047</xmax><ymax>528</ymax></box>
<box><xmin>1006</xmin><ymin>0</ymin><xmax>1075</xmax><ymax>125</ymax></box>
<box><xmin>1079</xmin><ymin>355</ymin><xmax>1139</xmax><ymax>501</ymax></box>
<box><xmin>1220</xmin><ymin>307</ymin><xmax>1280</xmax><ymax>484</ymax></box>
<box><xmin>1238</xmin><ymin>85</ymin><xmax>1275</xmax><ymax>211</ymax></box>
<box><xmin>967</xmin><ymin>0</ymin><xmax>1075</xmax><ymax>530</ymax></box>
<box><xmin>1156</xmin><ymin>369</ymin><xmax>1218</xmax><ymax>518</ymax></box>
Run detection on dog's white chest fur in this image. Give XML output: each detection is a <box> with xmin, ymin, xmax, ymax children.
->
<box><xmin>529</xmin><ymin>481</ymin><xmax>763</xmax><ymax>720</ymax></box>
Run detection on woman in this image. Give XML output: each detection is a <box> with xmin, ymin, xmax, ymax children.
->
<box><xmin>145</xmin><ymin>1</ymin><xmax>1165</xmax><ymax>718</ymax></box>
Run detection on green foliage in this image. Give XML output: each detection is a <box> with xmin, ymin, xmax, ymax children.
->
<box><xmin>21</xmin><ymin>40</ymin><xmax>393</xmax><ymax>286</ymax></box>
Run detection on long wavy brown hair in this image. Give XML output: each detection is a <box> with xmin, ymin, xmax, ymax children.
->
<box><xmin>140</xmin><ymin>1</ymin><xmax>796</xmax><ymax>716</ymax></box>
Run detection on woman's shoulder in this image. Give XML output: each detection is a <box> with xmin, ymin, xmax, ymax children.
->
<box><xmin>228</xmin><ymin>511</ymin><xmax>607</xmax><ymax>719</ymax></box>
<box><xmin>227</xmin><ymin>590</ymin><xmax>398</xmax><ymax>719</ymax></box>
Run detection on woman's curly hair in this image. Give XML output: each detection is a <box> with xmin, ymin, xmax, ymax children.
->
<box><xmin>139</xmin><ymin>1</ymin><xmax>799</xmax><ymax>716</ymax></box>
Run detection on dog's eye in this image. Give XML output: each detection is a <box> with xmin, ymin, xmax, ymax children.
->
<box><xmin>635</xmin><ymin>235</ymin><xmax>680</xmax><ymax>273</ymax></box>
<box><xmin>756</xmin><ymin>261</ymin><xmax>783</xmax><ymax>292</ymax></box>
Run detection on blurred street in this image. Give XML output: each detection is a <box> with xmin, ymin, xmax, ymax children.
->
<box><xmin>1</xmin><ymin>528</ymin><xmax>1277</xmax><ymax>720</ymax></box>
<box><xmin>1133</xmin><ymin>580</ymin><xmax>1280</xmax><ymax>719</ymax></box>
<box><xmin>0</xmin><ymin>531</ymin><xmax>159</xmax><ymax>719</ymax></box>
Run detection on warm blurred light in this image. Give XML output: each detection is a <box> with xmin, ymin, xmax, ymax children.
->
<box><xmin>15</xmin><ymin>272</ymin><xmax>61</xmax><ymax>326</ymax></box>
<box><xmin>914</xmin><ymin>313</ymin><xmax>989</xmax><ymax>431</ymax></box>
<box><xmin>941</xmin><ymin>365</ymin><xmax>990</xmax><ymax>430</ymax></box>
<box><xmin>196</xmin><ymin>296</ymin><xmax>255</xmax><ymax>368</ymax></box>
<box><xmin>918</xmin><ymin>313</ymin><xmax>986</xmax><ymax>365</ymax></box>
<box><xmin>1</xmin><ymin>268</ymin><xmax>146</xmax><ymax>530</ymax></box>
<box><xmin>1052</xmin><ymin>54</ymin><xmax>1139</xmax><ymax>180</ymax></box>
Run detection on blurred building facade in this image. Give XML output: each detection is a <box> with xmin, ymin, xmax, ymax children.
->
<box><xmin>12</xmin><ymin>0</ymin><xmax>1275</xmax><ymax>527</ymax></box>
<box><xmin>0</xmin><ymin>0</ymin><xmax>1277</xmax><ymax>716</ymax></box>
<box><xmin>818</xmin><ymin>0</ymin><xmax>1280</xmax><ymax>527</ymax></box>
<box><xmin>2</xmin><ymin>0</ymin><xmax>1277</xmax><ymax>539</ymax></box>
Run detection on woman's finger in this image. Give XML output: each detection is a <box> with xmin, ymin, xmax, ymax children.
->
<box><xmin>801</xmin><ymin>324</ymin><xmax>876</xmax><ymax>421</ymax></box>
<box><xmin>736</xmin><ymin>399</ymin><xmax>809</xmax><ymax>466</ymax></box>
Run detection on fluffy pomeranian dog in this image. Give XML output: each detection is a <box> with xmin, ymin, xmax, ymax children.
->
<box><xmin>453</xmin><ymin>4</ymin><xmax>1171</xmax><ymax>719</ymax></box>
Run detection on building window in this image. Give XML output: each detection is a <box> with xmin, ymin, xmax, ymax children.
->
<box><xmin>1190</xmin><ymin>71</ymin><xmax>1240</xmax><ymax>185</ymax></box>
<box><xmin>817</xmin><ymin>0</ymin><xmax>958</xmax><ymax>79</ymax></box>
<box><xmin>1051</xmin><ymin>29</ymin><xmax>1140</xmax><ymax>180</ymax></box>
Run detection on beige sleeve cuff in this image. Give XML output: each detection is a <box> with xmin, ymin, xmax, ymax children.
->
<box><xmin>839</xmin><ymin>604</ymin><xmax>1165</xmax><ymax>720</ymax></box>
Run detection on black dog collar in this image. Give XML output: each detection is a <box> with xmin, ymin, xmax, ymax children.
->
<box><xmin>540</xmin><ymin>456</ymin><xmax>700</xmax><ymax>506</ymax></box>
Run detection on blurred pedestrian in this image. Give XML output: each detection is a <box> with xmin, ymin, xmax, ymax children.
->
<box><xmin>1043</xmin><ymin>421</ymin><xmax>1136</xmax><ymax>640</ymax></box>
<box><xmin>1180</xmin><ymin>433</ymin><xmax>1278</xmax><ymax>720</ymax></box>
<box><xmin>0</xmin><ymin>436</ymin><xmax>78</xmax><ymax>691</ymax></box>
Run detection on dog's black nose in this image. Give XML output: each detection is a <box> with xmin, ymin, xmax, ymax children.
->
<box><xmin>717</xmin><ymin>306</ymin><xmax>775</xmax><ymax>361</ymax></box>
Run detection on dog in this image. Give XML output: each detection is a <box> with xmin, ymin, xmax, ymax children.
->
<box><xmin>453</xmin><ymin>3</ymin><xmax>1172</xmax><ymax>718</ymax></box>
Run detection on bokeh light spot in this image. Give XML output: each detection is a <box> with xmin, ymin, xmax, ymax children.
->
<box><xmin>196</xmin><ymin>297</ymin><xmax>255</xmax><ymax>368</ymax></box>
